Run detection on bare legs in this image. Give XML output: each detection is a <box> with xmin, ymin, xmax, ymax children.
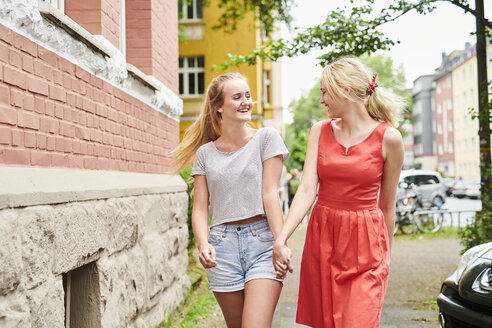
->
<box><xmin>214</xmin><ymin>279</ymin><xmax>282</xmax><ymax>328</ymax></box>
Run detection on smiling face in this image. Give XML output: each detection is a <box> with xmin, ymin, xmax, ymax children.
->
<box><xmin>217</xmin><ymin>78</ymin><xmax>253</xmax><ymax>122</ymax></box>
<box><xmin>320</xmin><ymin>81</ymin><xmax>342</xmax><ymax>118</ymax></box>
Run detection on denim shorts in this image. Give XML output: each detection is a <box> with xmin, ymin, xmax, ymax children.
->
<box><xmin>206</xmin><ymin>218</ymin><xmax>282</xmax><ymax>292</ymax></box>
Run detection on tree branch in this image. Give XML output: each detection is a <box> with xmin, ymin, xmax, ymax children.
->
<box><xmin>441</xmin><ymin>0</ymin><xmax>492</xmax><ymax>29</ymax></box>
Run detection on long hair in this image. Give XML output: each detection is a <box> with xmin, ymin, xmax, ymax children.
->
<box><xmin>321</xmin><ymin>57</ymin><xmax>404</xmax><ymax>127</ymax></box>
<box><xmin>170</xmin><ymin>72</ymin><xmax>248</xmax><ymax>172</ymax></box>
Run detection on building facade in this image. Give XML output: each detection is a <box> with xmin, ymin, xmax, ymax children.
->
<box><xmin>178</xmin><ymin>0</ymin><xmax>283</xmax><ymax>138</ymax></box>
<box><xmin>0</xmin><ymin>1</ymin><xmax>189</xmax><ymax>327</ymax></box>
<box><xmin>434</xmin><ymin>70</ymin><xmax>455</xmax><ymax>177</ymax></box>
<box><xmin>412</xmin><ymin>74</ymin><xmax>437</xmax><ymax>170</ymax></box>
<box><xmin>452</xmin><ymin>51</ymin><xmax>480</xmax><ymax>180</ymax></box>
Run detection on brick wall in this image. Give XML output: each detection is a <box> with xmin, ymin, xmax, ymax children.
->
<box><xmin>126</xmin><ymin>0</ymin><xmax>151</xmax><ymax>76</ymax></box>
<box><xmin>0</xmin><ymin>25</ymin><xmax>179</xmax><ymax>173</ymax></box>
<box><xmin>126</xmin><ymin>0</ymin><xmax>178</xmax><ymax>94</ymax></box>
<box><xmin>151</xmin><ymin>0</ymin><xmax>178</xmax><ymax>93</ymax></box>
<box><xmin>65</xmin><ymin>0</ymin><xmax>120</xmax><ymax>49</ymax></box>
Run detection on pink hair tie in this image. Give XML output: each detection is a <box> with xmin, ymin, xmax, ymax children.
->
<box><xmin>366</xmin><ymin>72</ymin><xmax>378</xmax><ymax>95</ymax></box>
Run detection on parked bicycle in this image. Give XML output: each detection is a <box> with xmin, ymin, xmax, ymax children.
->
<box><xmin>394</xmin><ymin>182</ymin><xmax>444</xmax><ymax>235</ymax></box>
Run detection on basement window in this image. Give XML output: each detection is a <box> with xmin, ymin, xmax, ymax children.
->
<box><xmin>63</xmin><ymin>262</ymin><xmax>101</xmax><ymax>328</ymax></box>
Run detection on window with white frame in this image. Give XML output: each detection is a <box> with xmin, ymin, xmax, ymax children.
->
<box><xmin>438</xmin><ymin>144</ymin><xmax>443</xmax><ymax>155</ymax></box>
<box><xmin>448</xmin><ymin>119</ymin><xmax>453</xmax><ymax>131</ymax></box>
<box><xmin>179</xmin><ymin>56</ymin><xmax>205</xmax><ymax>97</ymax></box>
<box><xmin>179</xmin><ymin>0</ymin><xmax>204</xmax><ymax>21</ymax></box>
<box><xmin>438</xmin><ymin>123</ymin><xmax>442</xmax><ymax>134</ymax></box>
<box><xmin>42</xmin><ymin>0</ymin><xmax>64</xmax><ymax>11</ymax></box>
<box><xmin>437</xmin><ymin>103</ymin><xmax>442</xmax><ymax>114</ymax></box>
<box><xmin>448</xmin><ymin>142</ymin><xmax>453</xmax><ymax>153</ymax></box>
<box><xmin>447</xmin><ymin>99</ymin><xmax>452</xmax><ymax>110</ymax></box>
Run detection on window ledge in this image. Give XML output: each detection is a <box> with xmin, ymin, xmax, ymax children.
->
<box><xmin>180</xmin><ymin>95</ymin><xmax>204</xmax><ymax>100</ymax></box>
<box><xmin>38</xmin><ymin>0</ymin><xmax>116</xmax><ymax>58</ymax></box>
<box><xmin>180</xmin><ymin>20</ymin><xmax>204</xmax><ymax>25</ymax></box>
<box><xmin>127</xmin><ymin>64</ymin><xmax>159</xmax><ymax>91</ymax></box>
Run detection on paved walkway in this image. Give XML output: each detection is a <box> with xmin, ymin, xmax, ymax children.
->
<box><xmin>272</xmin><ymin>220</ymin><xmax>462</xmax><ymax>328</ymax></box>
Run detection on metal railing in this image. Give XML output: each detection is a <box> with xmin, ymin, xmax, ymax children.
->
<box><xmin>413</xmin><ymin>208</ymin><xmax>479</xmax><ymax>233</ymax></box>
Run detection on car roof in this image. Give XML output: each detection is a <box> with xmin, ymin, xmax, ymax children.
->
<box><xmin>399</xmin><ymin>170</ymin><xmax>442</xmax><ymax>178</ymax></box>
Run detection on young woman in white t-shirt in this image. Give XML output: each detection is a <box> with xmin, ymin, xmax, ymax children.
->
<box><xmin>171</xmin><ymin>73</ymin><xmax>289</xmax><ymax>328</ymax></box>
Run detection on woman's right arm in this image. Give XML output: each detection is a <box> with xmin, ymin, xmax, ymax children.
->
<box><xmin>273</xmin><ymin>121</ymin><xmax>322</xmax><ymax>272</ymax></box>
<box><xmin>192</xmin><ymin>175</ymin><xmax>217</xmax><ymax>268</ymax></box>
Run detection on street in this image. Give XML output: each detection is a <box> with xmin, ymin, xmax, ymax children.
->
<box><xmin>441</xmin><ymin>196</ymin><xmax>481</xmax><ymax>227</ymax></box>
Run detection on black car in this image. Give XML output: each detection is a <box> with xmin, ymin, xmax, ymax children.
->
<box><xmin>437</xmin><ymin>242</ymin><xmax>492</xmax><ymax>327</ymax></box>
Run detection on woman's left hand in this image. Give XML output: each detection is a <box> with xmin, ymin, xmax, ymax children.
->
<box><xmin>273</xmin><ymin>242</ymin><xmax>293</xmax><ymax>278</ymax></box>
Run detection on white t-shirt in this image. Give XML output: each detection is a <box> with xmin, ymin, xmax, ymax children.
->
<box><xmin>191</xmin><ymin>127</ymin><xmax>289</xmax><ymax>227</ymax></box>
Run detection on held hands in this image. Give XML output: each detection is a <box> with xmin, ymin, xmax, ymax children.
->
<box><xmin>198</xmin><ymin>243</ymin><xmax>218</xmax><ymax>269</ymax></box>
<box><xmin>273</xmin><ymin>241</ymin><xmax>293</xmax><ymax>279</ymax></box>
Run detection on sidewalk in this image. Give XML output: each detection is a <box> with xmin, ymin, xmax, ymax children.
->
<box><xmin>272</xmin><ymin>219</ymin><xmax>308</xmax><ymax>327</ymax></box>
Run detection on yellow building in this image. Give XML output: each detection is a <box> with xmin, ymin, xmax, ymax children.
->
<box><xmin>178</xmin><ymin>0</ymin><xmax>280</xmax><ymax>139</ymax></box>
<box><xmin>452</xmin><ymin>40</ymin><xmax>492</xmax><ymax>180</ymax></box>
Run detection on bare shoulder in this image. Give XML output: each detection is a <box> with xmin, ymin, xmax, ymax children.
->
<box><xmin>382</xmin><ymin>126</ymin><xmax>404</xmax><ymax>161</ymax></box>
<box><xmin>310</xmin><ymin>121</ymin><xmax>324</xmax><ymax>136</ymax></box>
<box><xmin>383</xmin><ymin>126</ymin><xmax>403</xmax><ymax>148</ymax></box>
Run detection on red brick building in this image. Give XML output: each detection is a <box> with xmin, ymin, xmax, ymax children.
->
<box><xmin>0</xmin><ymin>0</ymin><xmax>181</xmax><ymax>172</ymax></box>
<box><xmin>434</xmin><ymin>71</ymin><xmax>455</xmax><ymax>177</ymax></box>
<box><xmin>0</xmin><ymin>1</ymin><xmax>189</xmax><ymax>327</ymax></box>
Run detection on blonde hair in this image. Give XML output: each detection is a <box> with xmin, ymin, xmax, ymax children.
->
<box><xmin>170</xmin><ymin>72</ymin><xmax>248</xmax><ymax>172</ymax></box>
<box><xmin>321</xmin><ymin>57</ymin><xmax>404</xmax><ymax>127</ymax></box>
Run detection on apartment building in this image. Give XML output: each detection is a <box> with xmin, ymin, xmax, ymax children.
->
<box><xmin>452</xmin><ymin>44</ymin><xmax>480</xmax><ymax>180</ymax></box>
<box><xmin>412</xmin><ymin>74</ymin><xmax>437</xmax><ymax>170</ymax></box>
<box><xmin>178</xmin><ymin>0</ymin><xmax>283</xmax><ymax>138</ymax></box>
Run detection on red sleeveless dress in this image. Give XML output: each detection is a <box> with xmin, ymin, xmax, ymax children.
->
<box><xmin>296</xmin><ymin>119</ymin><xmax>391</xmax><ymax>328</ymax></box>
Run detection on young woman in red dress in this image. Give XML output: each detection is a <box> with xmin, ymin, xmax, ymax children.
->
<box><xmin>273</xmin><ymin>57</ymin><xmax>405</xmax><ymax>328</ymax></box>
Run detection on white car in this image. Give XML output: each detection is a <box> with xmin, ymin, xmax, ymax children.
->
<box><xmin>465</xmin><ymin>181</ymin><xmax>481</xmax><ymax>199</ymax></box>
<box><xmin>398</xmin><ymin>170</ymin><xmax>447</xmax><ymax>208</ymax></box>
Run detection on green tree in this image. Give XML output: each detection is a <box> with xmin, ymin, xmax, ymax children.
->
<box><xmin>284</xmin><ymin>84</ymin><xmax>325</xmax><ymax>170</ymax></box>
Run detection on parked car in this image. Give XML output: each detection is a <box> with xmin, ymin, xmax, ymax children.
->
<box><xmin>398</xmin><ymin>170</ymin><xmax>447</xmax><ymax>209</ymax></box>
<box><xmin>465</xmin><ymin>181</ymin><xmax>481</xmax><ymax>199</ymax></box>
<box><xmin>437</xmin><ymin>242</ymin><xmax>492</xmax><ymax>328</ymax></box>
<box><xmin>442</xmin><ymin>178</ymin><xmax>457</xmax><ymax>197</ymax></box>
<box><xmin>450</xmin><ymin>180</ymin><xmax>481</xmax><ymax>199</ymax></box>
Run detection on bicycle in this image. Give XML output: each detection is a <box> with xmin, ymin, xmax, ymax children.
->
<box><xmin>394</xmin><ymin>183</ymin><xmax>444</xmax><ymax>235</ymax></box>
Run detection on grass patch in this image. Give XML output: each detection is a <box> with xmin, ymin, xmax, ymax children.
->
<box><xmin>411</xmin><ymin>317</ymin><xmax>436</xmax><ymax>322</ymax></box>
<box><xmin>412</xmin><ymin>297</ymin><xmax>439</xmax><ymax>311</ymax></box>
<box><xmin>157</xmin><ymin>252</ymin><xmax>223</xmax><ymax>328</ymax></box>
<box><xmin>394</xmin><ymin>226</ymin><xmax>460</xmax><ymax>241</ymax></box>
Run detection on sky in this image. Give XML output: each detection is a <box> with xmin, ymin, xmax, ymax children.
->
<box><xmin>280</xmin><ymin>0</ymin><xmax>491</xmax><ymax>123</ymax></box>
